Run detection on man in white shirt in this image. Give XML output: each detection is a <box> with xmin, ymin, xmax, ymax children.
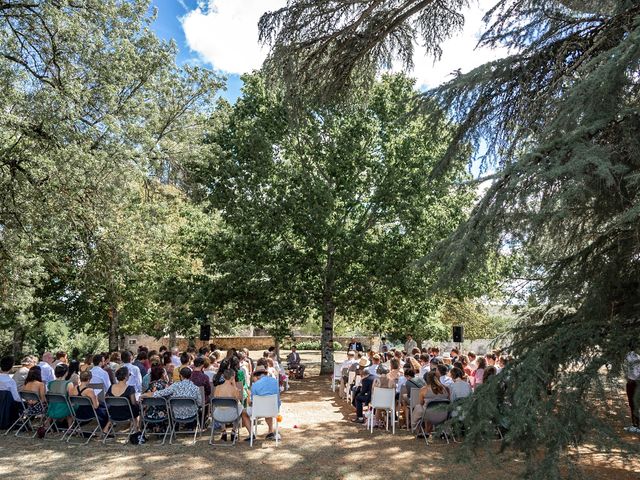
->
<box><xmin>0</xmin><ymin>356</ymin><xmax>20</xmax><ymax>402</ymax></box>
<box><xmin>170</xmin><ymin>347</ymin><xmax>181</xmax><ymax>368</ymax></box>
<box><xmin>89</xmin><ymin>354</ymin><xmax>112</xmax><ymax>396</ymax></box>
<box><xmin>404</xmin><ymin>335</ymin><xmax>417</xmax><ymax>354</ymax></box>
<box><xmin>37</xmin><ymin>353</ymin><xmax>55</xmax><ymax>386</ymax></box>
<box><xmin>624</xmin><ymin>351</ymin><xmax>640</xmax><ymax>433</ymax></box>
<box><xmin>121</xmin><ymin>350</ymin><xmax>142</xmax><ymax>394</ymax></box>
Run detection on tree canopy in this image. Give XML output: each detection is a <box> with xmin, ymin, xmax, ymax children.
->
<box><xmin>260</xmin><ymin>0</ymin><xmax>640</xmax><ymax>476</ymax></box>
<box><xmin>0</xmin><ymin>0</ymin><xmax>221</xmax><ymax>352</ymax></box>
<box><xmin>194</xmin><ymin>72</ymin><xmax>475</xmax><ymax>372</ymax></box>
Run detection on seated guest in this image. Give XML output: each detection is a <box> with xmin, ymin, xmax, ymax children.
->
<box><xmin>0</xmin><ymin>356</ymin><xmax>20</xmax><ymax>402</ymax></box>
<box><xmin>472</xmin><ymin>357</ymin><xmax>487</xmax><ymax>389</ymax></box>
<box><xmin>120</xmin><ymin>351</ymin><xmax>143</xmax><ymax>394</ymax></box>
<box><xmin>22</xmin><ymin>366</ymin><xmax>47</xmax><ymax>416</ymax></box>
<box><xmin>419</xmin><ymin>354</ymin><xmax>430</xmax><ymax>377</ymax></box>
<box><xmin>400</xmin><ymin>368</ymin><xmax>425</xmax><ymax>424</ymax></box>
<box><xmin>365</xmin><ymin>354</ymin><xmax>381</xmax><ymax>378</ymax></box>
<box><xmin>142</xmin><ymin>366</ymin><xmax>169</xmax><ymax>425</ymax></box>
<box><xmin>467</xmin><ymin>351</ymin><xmax>478</xmax><ymax>370</ymax></box>
<box><xmin>459</xmin><ymin>355</ymin><xmax>472</xmax><ymax>378</ymax></box>
<box><xmin>241</xmin><ymin>366</ymin><xmax>281</xmax><ymax>442</ymax></box>
<box><xmin>172</xmin><ymin>352</ymin><xmax>190</xmax><ymax>383</ymax></box>
<box><xmin>90</xmin><ymin>354</ymin><xmax>112</xmax><ymax>393</ymax></box>
<box><xmin>482</xmin><ymin>366</ymin><xmax>498</xmax><ymax>384</ymax></box>
<box><xmin>352</xmin><ymin>369</ymin><xmax>375</xmax><ymax>424</ymax></box>
<box><xmin>65</xmin><ymin>360</ymin><xmax>81</xmax><ymax>387</ymax></box>
<box><xmin>190</xmin><ymin>357</ymin><xmax>212</xmax><ymax>403</ymax></box>
<box><xmin>144</xmin><ymin>367</ymin><xmax>201</xmax><ymax>423</ymax></box>
<box><xmin>286</xmin><ymin>346</ymin><xmax>305</xmax><ymax>379</ymax></box>
<box><xmin>449</xmin><ymin>367</ymin><xmax>472</xmax><ymax>402</ymax></box>
<box><xmin>46</xmin><ymin>363</ymin><xmax>75</xmax><ymax>428</ymax></box>
<box><xmin>53</xmin><ymin>351</ymin><xmax>68</xmax><ymax>367</ymax></box>
<box><xmin>213</xmin><ymin>369</ymin><xmax>243</xmax><ymax>441</ymax></box>
<box><xmin>37</xmin><ymin>353</ymin><xmax>56</xmax><ymax>385</ymax></box>
<box><xmin>372</xmin><ymin>365</ymin><xmax>395</xmax><ymax>427</ymax></box>
<box><xmin>108</xmin><ymin>352</ymin><xmax>121</xmax><ymax>372</ymax></box>
<box><xmin>388</xmin><ymin>358</ymin><xmax>402</xmax><ymax>386</ymax></box>
<box><xmin>133</xmin><ymin>351</ymin><xmax>148</xmax><ymax>378</ymax></box>
<box><xmin>162</xmin><ymin>353</ymin><xmax>175</xmax><ymax>380</ymax></box>
<box><xmin>412</xmin><ymin>371</ymin><xmax>450</xmax><ymax>434</ymax></box>
<box><xmin>74</xmin><ymin>370</ymin><xmax>110</xmax><ymax>433</ymax></box>
<box><xmin>107</xmin><ymin>367</ymin><xmax>140</xmax><ymax>420</ymax></box>
<box><xmin>437</xmin><ymin>364</ymin><xmax>454</xmax><ymax>388</ymax></box>
<box><xmin>13</xmin><ymin>356</ymin><xmax>36</xmax><ymax>391</ymax></box>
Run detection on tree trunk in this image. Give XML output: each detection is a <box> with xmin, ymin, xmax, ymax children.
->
<box><xmin>320</xmin><ymin>243</ymin><xmax>336</xmax><ymax>374</ymax></box>
<box><xmin>320</xmin><ymin>298</ymin><xmax>336</xmax><ymax>374</ymax></box>
<box><xmin>169</xmin><ymin>331</ymin><xmax>177</xmax><ymax>349</ymax></box>
<box><xmin>108</xmin><ymin>304</ymin><xmax>119</xmax><ymax>352</ymax></box>
<box><xmin>12</xmin><ymin>324</ymin><xmax>24</xmax><ymax>358</ymax></box>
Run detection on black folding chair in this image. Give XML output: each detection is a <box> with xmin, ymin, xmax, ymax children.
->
<box><xmin>417</xmin><ymin>399</ymin><xmax>453</xmax><ymax>445</ymax></box>
<box><xmin>4</xmin><ymin>391</ymin><xmax>46</xmax><ymax>438</ymax></box>
<box><xmin>140</xmin><ymin>397</ymin><xmax>171</xmax><ymax>445</ymax></box>
<box><xmin>209</xmin><ymin>397</ymin><xmax>242</xmax><ymax>446</ymax></box>
<box><xmin>67</xmin><ymin>396</ymin><xmax>104</xmax><ymax>444</ymax></box>
<box><xmin>104</xmin><ymin>396</ymin><xmax>137</xmax><ymax>443</ymax></box>
<box><xmin>168</xmin><ymin>397</ymin><xmax>201</xmax><ymax>445</ymax></box>
<box><xmin>44</xmin><ymin>393</ymin><xmax>73</xmax><ymax>440</ymax></box>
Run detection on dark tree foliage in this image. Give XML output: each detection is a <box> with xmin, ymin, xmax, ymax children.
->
<box><xmin>261</xmin><ymin>0</ymin><xmax>640</xmax><ymax>477</ymax></box>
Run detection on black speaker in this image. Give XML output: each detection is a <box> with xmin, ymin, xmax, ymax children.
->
<box><xmin>199</xmin><ymin>325</ymin><xmax>211</xmax><ymax>341</ymax></box>
<box><xmin>452</xmin><ymin>325</ymin><xmax>464</xmax><ymax>343</ymax></box>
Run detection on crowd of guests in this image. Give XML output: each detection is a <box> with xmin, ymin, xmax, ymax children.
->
<box><xmin>339</xmin><ymin>337</ymin><xmax>512</xmax><ymax>439</ymax></box>
<box><xmin>0</xmin><ymin>343</ymin><xmax>299</xmax><ymax>442</ymax></box>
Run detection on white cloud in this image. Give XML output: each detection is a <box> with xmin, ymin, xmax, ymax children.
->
<box><xmin>181</xmin><ymin>0</ymin><xmax>286</xmax><ymax>74</ymax></box>
<box><xmin>407</xmin><ymin>0</ymin><xmax>510</xmax><ymax>88</ymax></box>
<box><xmin>181</xmin><ymin>0</ymin><xmax>508</xmax><ymax>82</ymax></box>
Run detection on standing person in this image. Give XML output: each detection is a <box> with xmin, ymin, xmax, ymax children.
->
<box><xmin>37</xmin><ymin>354</ymin><xmax>55</xmax><ymax>386</ymax></box>
<box><xmin>347</xmin><ymin>338</ymin><xmax>364</xmax><ymax>352</ymax></box>
<box><xmin>404</xmin><ymin>335</ymin><xmax>417</xmax><ymax>354</ymax></box>
<box><xmin>624</xmin><ymin>351</ymin><xmax>640</xmax><ymax>433</ymax></box>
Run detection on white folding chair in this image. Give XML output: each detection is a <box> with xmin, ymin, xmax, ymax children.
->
<box><xmin>368</xmin><ymin>387</ymin><xmax>396</xmax><ymax>434</ymax></box>
<box><xmin>408</xmin><ymin>388</ymin><xmax>422</xmax><ymax>432</ymax></box>
<box><xmin>249</xmin><ymin>394</ymin><xmax>279</xmax><ymax>447</ymax></box>
<box><xmin>345</xmin><ymin>371</ymin><xmax>356</xmax><ymax>402</ymax></box>
<box><xmin>331</xmin><ymin>363</ymin><xmax>342</xmax><ymax>392</ymax></box>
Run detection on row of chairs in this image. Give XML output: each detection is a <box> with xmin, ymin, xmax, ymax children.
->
<box><xmin>4</xmin><ymin>390</ymin><xmax>279</xmax><ymax>447</ymax></box>
<box><xmin>332</xmin><ymin>363</ymin><xmax>456</xmax><ymax>444</ymax></box>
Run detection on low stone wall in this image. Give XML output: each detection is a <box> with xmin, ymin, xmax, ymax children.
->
<box><xmin>123</xmin><ymin>334</ymin><xmax>374</xmax><ymax>352</ymax></box>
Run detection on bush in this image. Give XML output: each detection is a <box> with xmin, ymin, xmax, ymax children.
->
<box><xmin>294</xmin><ymin>340</ymin><xmax>342</xmax><ymax>350</ymax></box>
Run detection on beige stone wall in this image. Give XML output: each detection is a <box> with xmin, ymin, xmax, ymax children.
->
<box><xmin>123</xmin><ymin>334</ymin><xmax>374</xmax><ymax>352</ymax></box>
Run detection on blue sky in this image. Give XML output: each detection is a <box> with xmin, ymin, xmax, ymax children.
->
<box><xmin>149</xmin><ymin>0</ymin><xmax>244</xmax><ymax>102</ymax></box>
<box><xmin>148</xmin><ymin>0</ymin><xmax>506</xmax><ymax>107</ymax></box>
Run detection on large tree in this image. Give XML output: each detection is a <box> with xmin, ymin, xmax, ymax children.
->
<box><xmin>259</xmin><ymin>0</ymin><xmax>640</xmax><ymax>476</ymax></box>
<box><xmin>0</xmin><ymin>0</ymin><xmax>222</xmax><ymax>353</ymax></box>
<box><xmin>195</xmin><ymin>73</ymin><xmax>473</xmax><ymax>372</ymax></box>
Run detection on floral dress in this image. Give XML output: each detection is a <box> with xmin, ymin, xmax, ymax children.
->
<box><xmin>146</xmin><ymin>380</ymin><xmax>169</xmax><ymax>421</ymax></box>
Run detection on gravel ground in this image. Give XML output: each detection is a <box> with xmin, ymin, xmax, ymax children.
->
<box><xmin>0</xmin><ymin>353</ymin><xmax>637</xmax><ymax>480</ymax></box>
